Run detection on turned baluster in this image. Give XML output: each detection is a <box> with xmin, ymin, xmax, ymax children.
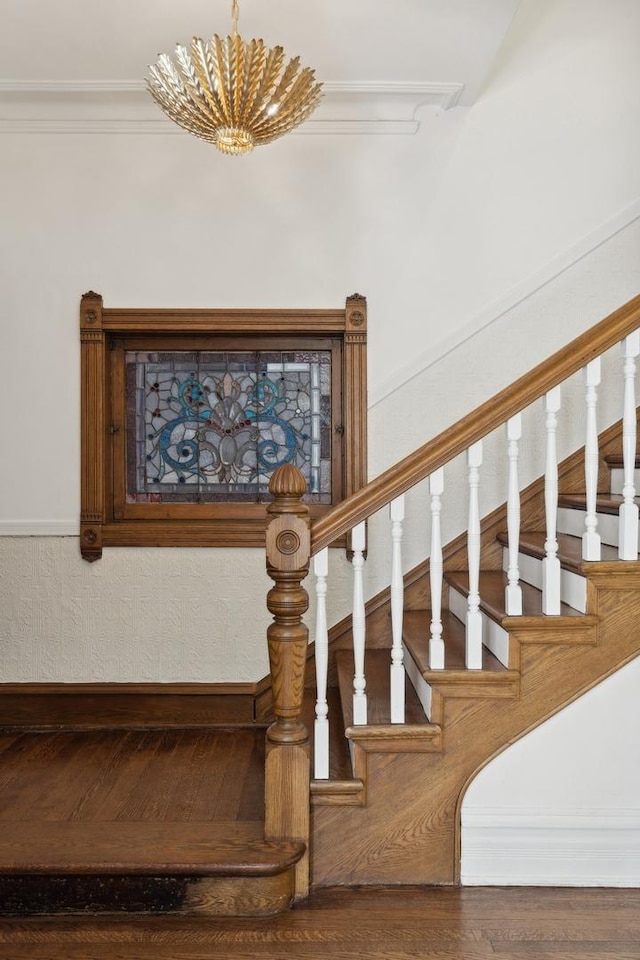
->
<box><xmin>582</xmin><ymin>358</ymin><xmax>601</xmax><ymax>561</ymax></box>
<box><xmin>313</xmin><ymin>547</ymin><xmax>329</xmax><ymax>779</ymax></box>
<box><xmin>389</xmin><ymin>495</ymin><xmax>405</xmax><ymax>723</ymax></box>
<box><xmin>619</xmin><ymin>332</ymin><xmax>639</xmax><ymax>560</ymax></box>
<box><xmin>543</xmin><ymin>386</ymin><xmax>561</xmax><ymax>614</ymax></box>
<box><xmin>505</xmin><ymin>414</ymin><xmax>523</xmax><ymax>615</ymax></box>
<box><xmin>429</xmin><ymin>468</ymin><xmax>445</xmax><ymax>669</ymax></box>
<box><xmin>351</xmin><ymin>521</ymin><xmax>368</xmax><ymax>725</ymax></box>
<box><xmin>265</xmin><ymin>463</ymin><xmax>311</xmax><ymax>898</ymax></box>
<box><xmin>466</xmin><ymin>441</ymin><xmax>483</xmax><ymax>669</ymax></box>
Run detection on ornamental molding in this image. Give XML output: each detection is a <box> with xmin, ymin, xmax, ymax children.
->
<box><xmin>0</xmin><ymin>80</ymin><xmax>464</xmax><ymax>136</ymax></box>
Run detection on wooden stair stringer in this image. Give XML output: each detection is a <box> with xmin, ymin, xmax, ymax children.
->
<box><xmin>310</xmin><ymin>567</ymin><xmax>640</xmax><ymax>888</ymax></box>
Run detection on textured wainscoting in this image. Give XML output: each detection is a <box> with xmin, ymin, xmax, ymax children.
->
<box><xmin>0</xmin><ymin>537</ymin><xmax>274</xmax><ymax>682</ymax></box>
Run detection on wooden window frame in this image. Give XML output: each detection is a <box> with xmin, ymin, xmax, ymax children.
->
<box><xmin>80</xmin><ymin>292</ymin><xmax>367</xmax><ymax>561</ymax></box>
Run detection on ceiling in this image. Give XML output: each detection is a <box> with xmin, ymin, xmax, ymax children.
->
<box><xmin>0</xmin><ymin>0</ymin><xmax>522</xmax><ymax>106</ymax></box>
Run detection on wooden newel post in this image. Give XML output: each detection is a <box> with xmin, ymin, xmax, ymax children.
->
<box><xmin>264</xmin><ymin>462</ymin><xmax>311</xmax><ymax>898</ymax></box>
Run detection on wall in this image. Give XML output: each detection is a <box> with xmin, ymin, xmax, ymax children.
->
<box><xmin>0</xmin><ymin>0</ymin><xmax>639</xmax><ymax>686</ymax></box>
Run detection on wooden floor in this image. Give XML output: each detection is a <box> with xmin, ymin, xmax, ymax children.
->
<box><xmin>0</xmin><ymin>727</ymin><xmax>265</xmax><ymax>824</ymax></box>
<box><xmin>0</xmin><ymin>886</ymin><xmax>638</xmax><ymax>958</ymax></box>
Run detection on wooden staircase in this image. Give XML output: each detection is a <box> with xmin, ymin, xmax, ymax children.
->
<box><xmin>307</xmin><ymin>437</ymin><xmax>640</xmax><ymax>888</ymax></box>
<box><xmin>261</xmin><ymin>294</ymin><xmax>640</xmax><ymax>900</ymax></box>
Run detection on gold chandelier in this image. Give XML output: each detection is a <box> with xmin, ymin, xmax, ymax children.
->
<box><xmin>146</xmin><ymin>0</ymin><xmax>323</xmax><ymax>155</ymax></box>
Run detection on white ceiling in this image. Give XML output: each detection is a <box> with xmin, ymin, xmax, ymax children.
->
<box><xmin>0</xmin><ymin>0</ymin><xmax>522</xmax><ymax>106</ymax></box>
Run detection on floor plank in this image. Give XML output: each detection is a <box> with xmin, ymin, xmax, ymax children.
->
<box><xmin>0</xmin><ymin>887</ymin><xmax>637</xmax><ymax>957</ymax></box>
<box><xmin>0</xmin><ymin>728</ymin><xmax>265</xmax><ymax>826</ymax></box>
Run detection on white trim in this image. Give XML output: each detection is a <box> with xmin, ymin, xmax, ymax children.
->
<box><xmin>448</xmin><ymin>583</ymin><xmax>511</xmax><ymax>667</ymax></box>
<box><xmin>371</xmin><ymin>197</ymin><xmax>640</xmax><ymax>406</ymax></box>
<box><xmin>402</xmin><ymin>640</ymin><xmax>432</xmax><ymax>719</ymax></box>
<box><xmin>0</xmin><ymin>522</ymin><xmax>79</xmax><ymax>537</ymax></box>
<box><xmin>504</xmin><ymin>547</ymin><xmax>587</xmax><ymax>614</ymax></box>
<box><xmin>0</xmin><ymin>79</ymin><xmax>463</xmax><ymax>136</ymax></box>
<box><xmin>462</xmin><ymin>806</ymin><xmax>640</xmax><ymax>886</ymax></box>
<box><xmin>557</xmin><ymin>505</ymin><xmax>623</xmax><ymax>549</ymax></box>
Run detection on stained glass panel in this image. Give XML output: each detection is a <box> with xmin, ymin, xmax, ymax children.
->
<box><xmin>125</xmin><ymin>351</ymin><xmax>332</xmax><ymax>504</ymax></box>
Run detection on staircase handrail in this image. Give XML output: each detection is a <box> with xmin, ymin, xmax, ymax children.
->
<box><xmin>311</xmin><ymin>294</ymin><xmax>640</xmax><ymax>555</ymax></box>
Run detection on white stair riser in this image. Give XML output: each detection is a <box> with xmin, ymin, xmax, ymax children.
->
<box><xmin>504</xmin><ymin>547</ymin><xmax>587</xmax><ymax>613</ymax></box>
<box><xmin>403</xmin><ymin>641</ymin><xmax>433</xmax><ymax>719</ymax></box>
<box><xmin>448</xmin><ymin>586</ymin><xmax>510</xmax><ymax>667</ymax></box>
<box><xmin>557</xmin><ymin>506</ymin><xmax>628</xmax><ymax>548</ymax></box>
<box><xmin>609</xmin><ymin>467</ymin><xmax>640</xmax><ymax>496</ymax></box>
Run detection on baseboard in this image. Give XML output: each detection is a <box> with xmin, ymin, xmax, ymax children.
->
<box><xmin>461</xmin><ymin>807</ymin><xmax>640</xmax><ymax>887</ymax></box>
<box><xmin>0</xmin><ymin>680</ymin><xmax>274</xmax><ymax>728</ymax></box>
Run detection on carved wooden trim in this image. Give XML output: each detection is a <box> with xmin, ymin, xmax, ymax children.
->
<box><xmin>80</xmin><ymin>291</ymin><xmax>105</xmax><ymax>561</ymax></box>
<box><xmin>264</xmin><ymin>464</ymin><xmax>311</xmax><ymax>899</ymax></box>
<box><xmin>344</xmin><ymin>293</ymin><xmax>368</xmax><ymax>506</ymax></box>
<box><xmin>0</xmin><ymin>680</ymin><xmax>273</xmax><ymax>727</ymax></box>
<box><xmin>79</xmin><ymin>293</ymin><xmax>366</xmax><ymax>559</ymax></box>
<box><xmin>311</xmin><ymin>293</ymin><xmax>640</xmax><ymax>553</ymax></box>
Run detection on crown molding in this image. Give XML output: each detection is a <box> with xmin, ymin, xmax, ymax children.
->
<box><xmin>0</xmin><ymin>79</ymin><xmax>464</xmax><ymax>136</ymax></box>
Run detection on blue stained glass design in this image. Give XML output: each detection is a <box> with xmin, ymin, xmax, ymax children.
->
<box><xmin>126</xmin><ymin>351</ymin><xmax>332</xmax><ymax>504</ymax></box>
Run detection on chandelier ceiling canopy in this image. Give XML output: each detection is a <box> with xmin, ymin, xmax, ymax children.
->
<box><xmin>146</xmin><ymin>0</ymin><xmax>323</xmax><ymax>155</ymax></box>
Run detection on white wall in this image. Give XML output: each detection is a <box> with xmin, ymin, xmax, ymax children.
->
<box><xmin>462</xmin><ymin>657</ymin><xmax>640</xmax><ymax>886</ymax></box>
<box><xmin>0</xmin><ymin>0</ymin><xmax>638</xmax><ymax>687</ymax></box>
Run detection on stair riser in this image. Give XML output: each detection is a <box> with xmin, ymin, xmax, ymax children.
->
<box><xmin>448</xmin><ymin>586</ymin><xmax>510</xmax><ymax>667</ymax></box>
<box><xmin>557</xmin><ymin>506</ymin><xmax>623</xmax><ymax>549</ymax></box>
<box><xmin>502</xmin><ymin>548</ymin><xmax>587</xmax><ymax>613</ymax></box>
<box><xmin>402</xmin><ymin>640</ymin><xmax>433</xmax><ymax>718</ymax></box>
<box><xmin>0</xmin><ymin>872</ymin><xmax>296</xmax><ymax>917</ymax></box>
<box><xmin>608</xmin><ymin>467</ymin><xmax>640</xmax><ymax>496</ymax></box>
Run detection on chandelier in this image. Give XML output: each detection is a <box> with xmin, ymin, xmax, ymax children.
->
<box><xmin>146</xmin><ymin>0</ymin><xmax>323</xmax><ymax>155</ymax></box>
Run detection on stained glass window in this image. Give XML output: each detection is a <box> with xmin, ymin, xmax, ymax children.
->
<box><xmin>125</xmin><ymin>351</ymin><xmax>333</xmax><ymax>505</ymax></box>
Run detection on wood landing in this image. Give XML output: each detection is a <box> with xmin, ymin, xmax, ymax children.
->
<box><xmin>0</xmin><ymin>728</ymin><xmax>304</xmax><ymax>917</ymax></box>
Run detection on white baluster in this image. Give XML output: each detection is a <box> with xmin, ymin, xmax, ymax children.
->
<box><xmin>351</xmin><ymin>521</ymin><xmax>367</xmax><ymax>725</ymax></box>
<box><xmin>582</xmin><ymin>358</ymin><xmax>601</xmax><ymax>561</ymax></box>
<box><xmin>619</xmin><ymin>332</ymin><xmax>639</xmax><ymax>560</ymax></box>
<box><xmin>429</xmin><ymin>468</ymin><xmax>445</xmax><ymax>669</ymax></box>
<box><xmin>313</xmin><ymin>547</ymin><xmax>329</xmax><ymax>779</ymax></box>
<box><xmin>543</xmin><ymin>386</ymin><xmax>561</xmax><ymax>614</ymax></box>
<box><xmin>389</xmin><ymin>496</ymin><xmax>405</xmax><ymax>723</ymax></box>
<box><xmin>466</xmin><ymin>441</ymin><xmax>483</xmax><ymax>669</ymax></box>
<box><xmin>505</xmin><ymin>414</ymin><xmax>523</xmax><ymax>616</ymax></box>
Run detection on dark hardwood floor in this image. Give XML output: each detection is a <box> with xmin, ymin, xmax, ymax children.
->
<box><xmin>0</xmin><ymin>728</ymin><xmax>265</xmax><ymax>824</ymax></box>
<box><xmin>0</xmin><ymin>886</ymin><xmax>638</xmax><ymax>958</ymax></box>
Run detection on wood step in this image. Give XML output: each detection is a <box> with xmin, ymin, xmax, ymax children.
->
<box><xmin>0</xmin><ymin>821</ymin><xmax>304</xmax><ymax>917</ymax></box>
<box><xmin>446</xmin><ymin>569</ymin><xmax>588</xmax><ymax>621</ymax></box>
<box><xmin>445</xmin><ymin>570</ymin><xmax>598</xmax><ymax>669</ymax></box>
<box><xmin>496</xmin><ymin>530</ymin><xmax>619</xmax><ymax>573</ymax></box>
<box><xmin>604</xmin><ymin>454</ymin><xmax>640</xmax><ymax>468</ymax></box>
<box><xmin>0</xmin><ymin>728</ymin><xmax>302</xmax><ymax>917</ymax></box>
<box><xmin>403</xmin><ymin>610</ymin><xmax>520</xmax><ymax>699</ymax></box>
<box><xmin>335</xmin><ymin>649</ymin><xmax>441</xmax><ymax>753</ymax></box>
<box><xmin>558</xmin><ymin>492</ymin><xmax>626</xmax><ymax>515</ymax></box>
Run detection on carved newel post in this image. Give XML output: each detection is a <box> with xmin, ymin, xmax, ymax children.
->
<box><xmin>264</xmin><ymin>462</ymin><xmax>311</xmax><ymax>898</ymax></box>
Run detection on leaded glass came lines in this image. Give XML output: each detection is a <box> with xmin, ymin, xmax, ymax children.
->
<box><xmin>125</xmin><ymin>351</ymin><xmax>332</xmax><ymax>504</ymax></box>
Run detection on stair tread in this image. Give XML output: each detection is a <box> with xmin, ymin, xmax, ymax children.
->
<box><xmin>335</xmin><ymin>648</ymin><xmax>430</xmax><ymax>727</ymax></box>
<box><xmin>558</xmin><ymin>492</ymin><xmax>629</xmax><ymax>514</ymax></box>
<box><xmin>604</xmin><ymin>454</ymin><xmax>640</xmax><ymax>468</ymax></box>
<box><xmin>446</xmin><ymin>569</ymin><xmax>584</xmax><ymax>620</ymax></box>
<box><xmin>0</xmin><ymin>821</ymin><xmax>304</xmax><ymax>875</ymax></box>
<box><xmin>403</xmin><ymin>609</ymin><xmax>514</xmax><ymax>676</ymax></box>
<box><xmin>496</xmin><ymin>530</ymin><xmax>619</xmax><ymax>571</ymax></box>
